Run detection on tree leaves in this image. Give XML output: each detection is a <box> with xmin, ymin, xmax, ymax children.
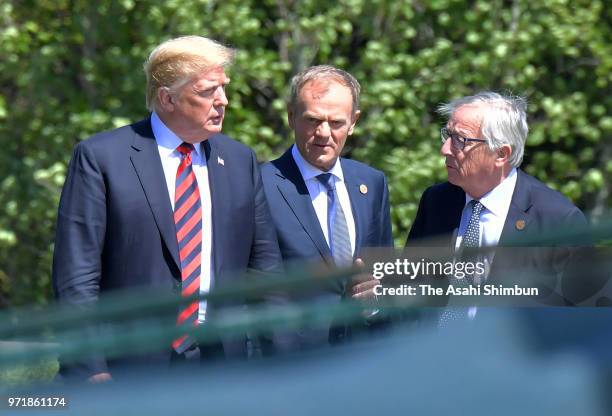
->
<box><xmin>0</xmin><ymin>0</ymin><xmax>609</xmax><ymax>305</ymax></box>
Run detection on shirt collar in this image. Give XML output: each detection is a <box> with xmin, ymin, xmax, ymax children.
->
<box><xmin>465</xmin><ymin>167</ymin><xmax>518</xmax><ymax>217</ymax></box>
<box><xmin>291</xmin><ymin>144</ymin><xmax>344</xmax><ymax>182</ymax></box>
<box><xmin>151</xmin><ymin>112</ymin><xmax>203</xmax><ymax>159</ymax></box>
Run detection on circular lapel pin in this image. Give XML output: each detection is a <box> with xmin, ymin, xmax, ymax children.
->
<box><xmin>515</xmin><ymin>220</ymin><xmax>526</xmax><ymax>230</ymax></box>
<box><xmin>359</xmin><ymin>184</ymin><xmax>368</xmax><ymax>194</ymax></box>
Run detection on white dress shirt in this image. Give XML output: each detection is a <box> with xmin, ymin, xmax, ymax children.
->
<box><xmin>454</xmin><ymin>168</ymin><xmax>517</xmax><ymax>319</ymax></box>
<box><xmin>151</xmin><ymin>112</ymin><xmax>213</xmax><ymax>323</ymax></box>
<box><xmin>455</xmin><ymin>168</ymin><xmax>518</xmax><ymax>249</ymax></box>
<box><xmin>291</xmin><ymin>145</ymin><xmax>356</xmax><ymax>257</ymax></box>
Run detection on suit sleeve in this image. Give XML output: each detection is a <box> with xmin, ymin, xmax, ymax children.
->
<box><xmin>560</xmin><ymin>206</ymin><xmax>590</xmax><ymax>246</ymax></box>
<box><xmin>52</xmin><ymin>142</ymin><xmax>109</xmax><ymax>377</ymax></box>
<box><xmin>247</xmin><ymin>149</ymin><xmax>283</xmax><ymax>274</ymax></box>
<box><xmin>379</xmin><ymin>173</ymin><xmax>393</xmax><ymax>247</ymax></box>
<box><xmin>245</xmin><ymin>151</ymin><xmax>294</xmax><ymax>355</ymax></box>
<box><xmin>405</xmin><ymin>187</ymin><xmax>430</xmax><ymax>247</ymax></box>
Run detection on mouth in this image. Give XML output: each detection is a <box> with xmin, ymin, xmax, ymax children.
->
<box><xmin>445</xmin><ymin>158</ymin><xmax>458</xmax><ymax>170</ymax></box>
<box><xmin>446</xmin><ymin>164</ymin><xmax>458</xmax><ymax>172</ymax></box>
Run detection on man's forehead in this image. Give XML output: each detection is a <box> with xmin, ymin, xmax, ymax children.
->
<box><xmin>453</xmin><ymin>103</ymin><xmax>484</xmax><ymax>117</ymax></box>
<box><xmin>450</xmin><ymin>104</ymin><xmax>484</xmax><ymax>127</ymax></box>
<box><xmin>300</xmin><ymin>78</ymin><xmax>350</xmax><ymax>99</ymax></box>
<box><xmin>195</xmin><ymin>67</ymin><xmax>229</xmax><ymax>83</ymax></box>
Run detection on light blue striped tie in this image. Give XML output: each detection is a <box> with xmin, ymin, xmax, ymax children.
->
<box><xmin>316</xmin><ymin>173</ymin><xmax>352</xmax><ymax>267</ymax></box>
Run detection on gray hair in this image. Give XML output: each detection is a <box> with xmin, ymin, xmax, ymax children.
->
<box><xmin>289</xmin><ymin>65</ymin><xmax>361</xmax><ymax>112</ymax></box>
<box><xmin>437</xmin><ymin>91</ymin><xmax>528</xmax><ymax>167</ymax></box>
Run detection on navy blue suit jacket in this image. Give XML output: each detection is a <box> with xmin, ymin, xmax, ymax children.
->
<box><xmin>406</xmin><ymin>170</ymin><xmax>587</xmax><ymax>247</ymax></box>
<box><xmin>52</xmin><ymin>118</ymin><xmax>282</xmax><ymax>376</ymax></box>
<box><xmin>405</xmin><ymin>170</ymin><xmax>589</xmax><ymax>303</ymax></box>
<box><xmin>261</xmin><ymin>148</ymin><xmax>393</xmax><ymax>346</ymax></box>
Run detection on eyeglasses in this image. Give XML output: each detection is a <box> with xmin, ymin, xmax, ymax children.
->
<box><xmin>440</xmin><ymin>127</ymin><xmax>486</xmax><ymax>150</ymax></box>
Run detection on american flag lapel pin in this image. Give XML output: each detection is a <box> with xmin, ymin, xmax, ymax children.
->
<box><xmin>217</xmin><ymin>156</ymin><xmax>225</xmax><ymax>166</ymax></box>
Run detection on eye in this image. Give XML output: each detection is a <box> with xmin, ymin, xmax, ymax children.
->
<box><xmin>450</xmin><ymin>132</ymin><xmax>465</xmax><ymax>143</ymax></box>
<box><xmin>196</xmin><ymin>84</ymin><xmax>226</xmax><ymax>97</ymax></box>
<box><xmin>330</xmin><ymin>120</ymin><xmax>345</xmax><ymax>129</ymax></box>
<box><xmin>196</xmin><ymin>88</ymin><xmax>215</xmax><ymax>97</ymax></box>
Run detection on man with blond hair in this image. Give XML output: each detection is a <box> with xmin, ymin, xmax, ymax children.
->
<box><xmin>52</xmin><ymin>36</ymin><xmax>282</xmax><ymax>380</ymax></box>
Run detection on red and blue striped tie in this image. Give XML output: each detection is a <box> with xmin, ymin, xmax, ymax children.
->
<box><xmin>172</xmin><ymin>142</ymin><xmax>202</xmax><ymax>353</ymax></box>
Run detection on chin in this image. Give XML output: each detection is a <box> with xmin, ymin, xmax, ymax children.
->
<box><xmin>206</xmin><ymin>125</ymin><xmax>223</xmax><ymax>133</ymax></box>
<box><xmin>446</xmin><ymin>172</ymin><xmax>460</xmax><ymax>186</ymax></box>
<box><xmin>314</xmin><ymin>158</ymin><xmax>334</xmax><ymax>171</ymax></box>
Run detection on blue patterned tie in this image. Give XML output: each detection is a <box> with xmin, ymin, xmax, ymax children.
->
<box><xmin>462</xmin><ymin>200</ymin><xmax>484</xmax><ymax>248</ymax></box>
<box><xmin>316</xmin><ymin>173</ymin><xmax>352</xmax><ymax>267</ymax></box>
<box><xmin>440</xmin><ymin>200</ymin><xmax>484</xmax><ymax>326</ymax></box>
<box><xmin>459</xmin><ymin>199</ymin><xmax>484</xmax><ymax>285</ymax></box>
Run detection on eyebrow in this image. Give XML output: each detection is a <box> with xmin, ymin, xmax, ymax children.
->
<box><xmin>303</xmin><ymin>112</ymin><xmax>346</xmax><ymax>122</ymax></box>
<box><xmin>447</xmin><ymin>127</ymin><xmax>473</xmax><ymax>136</ymax></box>
<box><xmin>193</xmin><ymin>80</ymin><xmax>230</xmax><ymax>93</ymax></box>
<box><xmin>198</xmin><ymin>78</ymin><xmax>231</xmax><ymax>87</ymax></box>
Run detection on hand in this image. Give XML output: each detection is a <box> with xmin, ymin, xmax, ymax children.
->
<box><xmin>348</xmin><ymin>258</ymin><xmax>380</xmax><ymax>303</ymax></box>
<box><xmin>87</xmin><ymin>372</ymin><xmax>112</xmax><ymax>383</ymax></box>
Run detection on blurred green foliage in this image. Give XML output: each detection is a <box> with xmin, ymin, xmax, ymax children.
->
<box><xmin>0</xmin><ymin>0</ymin><xmax>610</xmax><ymax>306</ymax></box>
<box><xmin>0</xmin><ymin>358</ymin><xmax>57</xmax><ymax>387</ymax></box>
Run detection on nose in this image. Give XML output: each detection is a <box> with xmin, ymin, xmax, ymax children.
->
<box><xmin>316</xmin><ymin>121</ymin><xmax>331</xmax><ymax>138</ymax></box>
<box><xmin>214</xmin><ymin>86</ymin><xmax>228</xmax><ymax>106</ymax></box>
<box><xmin>440</xmin><ymin>138</ymin><xmax>453</xmax><ymax>156</ymax></box>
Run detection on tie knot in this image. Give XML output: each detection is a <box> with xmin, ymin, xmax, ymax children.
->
<box><xmin>316</xmin><ymin>173</ymin><xmax>334</xmax><ymax>191</ymax></box>
<box><xmin>470</xmin><ymin>200</ymin><xmax>484</xmax><ymax>216</ymax></box>
<box><xmin>177</xmin><ymin>142</ymin><xmax>195</xmax><ymax>156</ymax></box>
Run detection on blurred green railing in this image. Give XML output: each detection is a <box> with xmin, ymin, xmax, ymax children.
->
<box><xmin>0</xmin><ymin>219</ymin><xmax>610</xmax><ymax>385</ymax></box>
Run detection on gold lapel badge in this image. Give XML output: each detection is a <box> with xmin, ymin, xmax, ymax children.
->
<box><xmin>515</xmin><ymin>220</ymin><xmax>526</xmax><ymax>230</ymax></box>
<box><xmin>359</xmin><ymin>184</ymin><xmax>368</xmax><ymax>194</ymax></box>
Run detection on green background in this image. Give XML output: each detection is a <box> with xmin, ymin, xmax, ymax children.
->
<box><xmin>0</xmin><ymin>0</ymin><xmax>610</xmax><ymax>306</ymax></box>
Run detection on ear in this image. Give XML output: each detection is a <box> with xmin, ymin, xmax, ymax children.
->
<box><xmin>287</xmin><ymin>103</ymin><xmax>295</xmax><ymax>130</ymax></box>
<box><xmin>157</xmin><ymin>87</ymin><xmax>175</xmax><ymax>112</ymax></box>
<box><xmin>495</xmin><ymin>144</ymin><xmax>512</xmax><ymax>166</ymax></box>
<box><xmin>347</xmin><ymin>110</ymin><xmax>361</xmax><ymax>136</ymax></box>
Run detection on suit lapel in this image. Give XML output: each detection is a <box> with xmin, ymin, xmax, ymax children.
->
<box><xmin>274</xmin><ymin>150</ymin><xmax>332</xmax><ymax>261</ymax></box>
<box><xmin>342</xmin><ymin>160</ymin><xmax>365</xmax><ymax>258</ymax></box>
<box><xmin>129</xmin><ymin>119</ymin><xmax>180</xmax><ymax>271</ymax></box>
<box><xmin>498</xmin><ymin>170</ymin><xmax>532</xmax><ymax>246</ymax></box>
<box><xmin>488</xmin><ymin>170</ymin><xmax>533</xmax><ymax>283</ymax></box>
<box><xmin>445</xmin><ymin>185</ymin><xmax>466</xmax><ymax>248</ymax></box>
<box><xmin>203</xmin><ymin>137</ymin><xmax>230</xmax><ymax>282</ymax></box>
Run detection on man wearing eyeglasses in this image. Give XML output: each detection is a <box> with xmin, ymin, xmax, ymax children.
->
<box><xmin>408</xmin><ymin>91</ymin><xmax>587</xmax><ymax>247</ymax></box>
<box><xmin>405</xmin><ymin>92</ymin><xmax>588</xmax><ymax>316</ymax></box>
